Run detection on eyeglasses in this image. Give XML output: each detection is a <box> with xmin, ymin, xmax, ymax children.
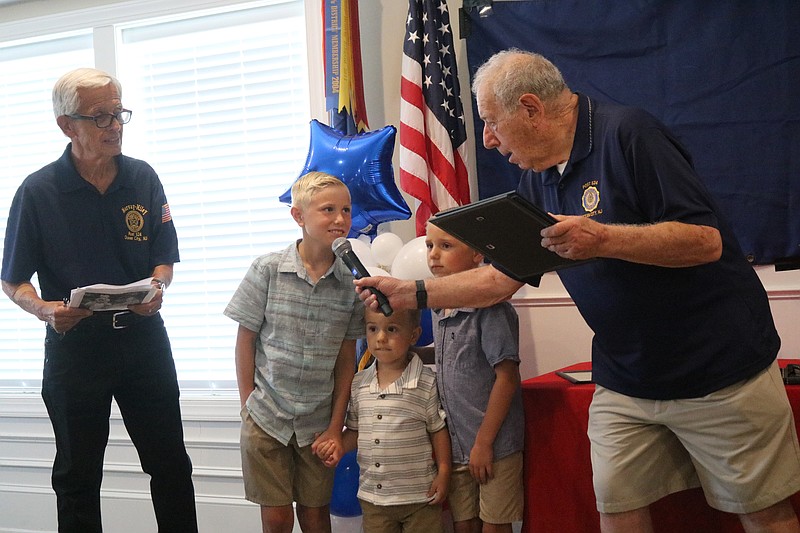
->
<box><xmin>66</xmin><ymin>109</ymin><xmax>132</xmax><ymax>128</ymax></box>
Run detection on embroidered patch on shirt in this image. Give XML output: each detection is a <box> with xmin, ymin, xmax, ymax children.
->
<box><xmin>582</xmin><ymin>185</ymin><xmax>600</xmax><ymax>213</ymax></box>
<box><xmin>161</xmin><ymin>203</ymin><xmax>172</xmax><ymax>223</ymax></box>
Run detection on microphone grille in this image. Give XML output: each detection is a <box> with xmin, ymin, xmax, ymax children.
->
<box><xmin>332</xmin><ymin>237</ymin><xmax>350</xmax><ymax>256</ymax></box>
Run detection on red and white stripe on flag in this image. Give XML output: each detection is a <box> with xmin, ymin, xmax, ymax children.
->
<box><xmin>399</xmin><ymin>0</ymin><xmax>471</xmax><ymax>236</ymax></box>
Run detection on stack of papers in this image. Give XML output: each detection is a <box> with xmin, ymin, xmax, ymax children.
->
<box><xmin>68</xmin><ymin>277</ymin><xmax>157</xmax><ymax>311</ymax></box>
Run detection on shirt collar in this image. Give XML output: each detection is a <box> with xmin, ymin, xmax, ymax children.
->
<box><xmin>54</xmin><ymin>143</ymin><xmax>129</xmax><ymax>194</ymax></box>
<box><xmin>565</xmin><ymin>93</ymin><xmax>593</xmax><ymax>171</ymax></box>
<box><xmin>540</xmin><ymin>93</ymin><xmax>592</xmax><ymax>185</ymax></box>
<box><xmin>433</xmin><ymin>307</ymin><xmax>476</xmax><ymax>318</ymax></box>
<box><xmin>278</xmin><ymin>240</ymin><xmax>303</xmax><ymax>274</ymax></box>
<box><xmin>279</xmin><ymin>240</ymin><xmax>348</xmax><ymax>282</ymax></box>
<box><xmin>361</xmin><ymin>352</ymin><xmax>424</xmax><ymax>394</ymax></box>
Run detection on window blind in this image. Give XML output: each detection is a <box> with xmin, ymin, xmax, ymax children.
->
<box><xmin>0</xmin><ymin>33</ymin><xmax>94</xmax><ymax>387</ymax></box>
<box><xmin>118</xmin><ymin>1</ymin><xmax>309</xmax><ymax>388</ymax></box>
<box><xmin>0</xmin><ymin>0</ymin><xmax>310</xmax><ymax>389</ymax></box>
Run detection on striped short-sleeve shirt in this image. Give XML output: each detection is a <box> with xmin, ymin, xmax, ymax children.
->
<box><xmin>347</xmin><ymin>354</ymin><xmax>447</xmax><ymax>506</ymax></box>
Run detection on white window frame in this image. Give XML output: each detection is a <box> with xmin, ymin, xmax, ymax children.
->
<box><xmin>0</xmin><ymin>0</ymin><xmax>326</xmax><ymax>394</ymax></box>
<box><xmin>0</xmin><ymin>0</ymin><xmax>324</xmax><ymax>116</ymax></box>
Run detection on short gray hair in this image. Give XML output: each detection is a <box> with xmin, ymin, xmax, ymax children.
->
<box><xmin>472</xmin><ymin>49</ymin><xmax>568</xmax><ymax>115</ymax></box>
<box><xmin>52</xmin><ymin>68</ymin><xmax>122</xmax><ymax>118</ymax></box>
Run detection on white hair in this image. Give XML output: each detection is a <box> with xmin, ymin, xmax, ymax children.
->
<box><xmin>52</xmin><ymin>68</ymin><xmax>122</xmax><ymax>118</ymax></box>
<box><xmin>472</xmin><ymin>49</ymin><xmax>568</xmax><ymax>115</ymax></box>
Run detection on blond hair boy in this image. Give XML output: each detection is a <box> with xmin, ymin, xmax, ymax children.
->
<box><xmin>225</xmin><ymin>171</ymin><xmax>364</xmax><ymax>532</ymax></box>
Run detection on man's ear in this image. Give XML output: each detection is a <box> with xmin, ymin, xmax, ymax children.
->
<box><xmin>519</xmin><ymin>93</ymin><xmax>544</xmax><ymax>120</ymax></box>
<box><xmin>56</xmin><ymin>115</ymin><xmax>75</xmax><ymax>139</ymax></box>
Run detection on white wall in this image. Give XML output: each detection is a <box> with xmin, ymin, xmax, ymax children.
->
<box><xmin>0</xmin><ymin>393</ymin><xmax>260</xmax><ymax>533</ymax></box>
<box><xmin>1</xmin><ymin>0</ymin><xmax>798</xmax><ymax>531</ymax></box>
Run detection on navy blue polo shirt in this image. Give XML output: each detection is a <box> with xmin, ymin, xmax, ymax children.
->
<box><xmin>2</xmin><ymin>144</ymin><xmax>179</xmax><ymax>302</ymax></box>
<box><xmin>515</xmin><ymin>94</ymin><xmax>779</xmax><ymax>400</ymax></box>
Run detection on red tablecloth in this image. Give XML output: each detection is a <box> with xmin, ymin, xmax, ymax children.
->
<box><xmin>521</xmin><ymin>360</ymin><xmax>800</xmax><ymax>532</ymax></box>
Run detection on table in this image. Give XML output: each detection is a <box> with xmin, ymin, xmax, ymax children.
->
<box><xmin>521</xmin><ymin>360</ymin><xmax>800</xmax><ymax>532</ymax></box>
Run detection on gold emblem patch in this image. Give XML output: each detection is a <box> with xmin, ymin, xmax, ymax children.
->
<box><xmin>122</xmin><ymin>204</ymin><xmax>149</xmax><ymax>242</ymax></box>
<box><xmin>582</xmin><ymin>185</ymin><xmax>600</xmax><ymax>213</ymax></box>
<box><xmin>125</xmin><ymin>210</ymin><xmax>144</xmax><ymax>233</ymax></box>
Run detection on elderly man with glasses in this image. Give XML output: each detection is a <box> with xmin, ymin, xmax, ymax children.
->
<box><xmin>1</xmin><ymin>68</ymin><xmax>197</xmax><ymax>533</ymax></box>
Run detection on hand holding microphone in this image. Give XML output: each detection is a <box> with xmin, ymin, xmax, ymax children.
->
<box><xmin>332</xmin><ymin>237</ymin><xmax>393</xmax><ymax>316</ymax></box>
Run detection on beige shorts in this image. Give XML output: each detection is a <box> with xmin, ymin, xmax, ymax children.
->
<box><xmin>589</xmin><ymin>360</ymin><xmax>800</xmax><ymax>514</ymax></box>
<box><xmin>359</xmin><ymin>499</ymin><xmax>443</xmax><ymax>533</ymax></box>
<box><xmin>240</xmin><ymin>410</ymin><xmax>334</xmax><ymax>507</ymax></box>
<box><xmin>447</xmin><ymin>451</ymin><xmax>524</xmax><ymax>524</ymax></box>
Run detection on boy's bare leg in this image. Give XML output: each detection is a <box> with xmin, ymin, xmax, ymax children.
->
<box><xmin>260</xmin><ymin>505</ymin><xmax>294</xmax><ymax>533</ymax></box>
<box><xmin>296</xmin><ymin>503</ymin><xmax>332</xmax><ymax>533</ymax></box>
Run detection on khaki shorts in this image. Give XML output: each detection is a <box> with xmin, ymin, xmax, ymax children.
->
<box><xmin>589</xmin><ymin>360</ymin><xmax>800</xmax><ymax>514</ymax></box>
<box><xmin>359</xmin><ymin>499</ymin><xmax>442</xmax><ymax>533</ymax></box>
<box><xmin>240</xmin><ymin>410</ymin><xmax>334</xmax><ymax>507</ymax></box>
<box><xmin>447</xmin><ymin>451</ymin><xmax>524</xmax><ymax>524</ymax></box>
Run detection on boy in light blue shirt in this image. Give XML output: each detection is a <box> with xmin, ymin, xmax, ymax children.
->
<box><xmin>426</xmin><ymin>222</ymin><xmax>524</xmax><ymax>533</ymax></box>
<box><xmin>224</xmin><ymin>171</ymin><xmax>364</xmax><ymax>532</ymax></box>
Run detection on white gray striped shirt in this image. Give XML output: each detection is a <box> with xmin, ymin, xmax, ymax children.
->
<box><xmin>347</xmin><ymin>354</ymin><xmax>447</xmax><ymax>506</ymax></box>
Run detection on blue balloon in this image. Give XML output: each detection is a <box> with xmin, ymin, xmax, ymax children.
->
<box><xmin>416</xmin><ymin>308</ymin><xmax>433</xmax><ymax>347</ymax></box>
<box><xmin>330</xmin><ymin>450</ymin><xmax>362</xmax><ymax>517</ymax></box>
<box><xmin>280</xmin><ymin>120</ymin><xmax>411</xmax><ymax>237</ymax></box>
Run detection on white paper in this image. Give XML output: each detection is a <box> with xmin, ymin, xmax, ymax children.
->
<box><xmin>68</xmin><ymin>277</ymin><xmax>157</xmax><ymax>311</ymax></box>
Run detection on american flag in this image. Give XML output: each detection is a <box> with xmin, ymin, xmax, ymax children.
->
<box><xmin>400</xmin><ymin>0</ymin><xmax>471</xmax><ymax>236</ymax></box>
<box><xmin>161</xmin><ymin>203</ymin><xmax>172</xmax><ymax>223</ymax></box>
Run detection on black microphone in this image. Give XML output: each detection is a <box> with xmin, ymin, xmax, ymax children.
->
<box><xmin>332</xmin><ymin>237</ymin><xmax>393</xmax><ymax>316</ymax></box>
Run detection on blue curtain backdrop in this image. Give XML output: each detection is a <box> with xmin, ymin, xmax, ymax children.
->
<box><xmin>464</xmin><ymin>1</ymin><xmax>800</xmax><ymax>266</ymax></box>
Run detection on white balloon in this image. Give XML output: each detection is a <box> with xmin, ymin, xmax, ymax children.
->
<box><xmin>366</xmin><ymin>266</ymin><xmax>391</xmax><ymax>277</ymax></box>
<box><xmin>370</xmin><ymin>232</ymin><xmax>404</xmax><ymax>268</ymax></box>
<box><xmin>330</xmin><ymin>514</ymin><xmax>363</xmax><ymax>533</ymax></box>
<box><xmin>390</xmin><ymin>236</ymin><xmax>432</xmax><ymax>280</ymax></box>
<box><xmin>356</xmin><ymin>234</ymin><xmax>371</xmax><ymax>245</ymax></box>
<box><xmin>347</xmin><ymin>237</ymin><xmax>376</xmax><ymax>266</ymax></box>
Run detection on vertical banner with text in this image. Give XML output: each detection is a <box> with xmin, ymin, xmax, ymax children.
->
<box><xmin>323</xmin><ymin>0</ymin><xmax>369</xmax><ymax>134</ymax></box>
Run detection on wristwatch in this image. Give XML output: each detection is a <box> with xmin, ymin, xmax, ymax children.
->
<box><xmin>415</xmin><ymin>279</ymin><xmax>427</xmax><ymax>309</ymax></box>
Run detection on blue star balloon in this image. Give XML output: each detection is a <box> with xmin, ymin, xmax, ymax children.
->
<box><xmin>280</xmin><ymin>120</ymin><xmax>411</xmax><ymax>236</ymax></box>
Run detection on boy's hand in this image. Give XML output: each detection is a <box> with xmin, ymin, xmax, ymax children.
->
<box><xmin>427</xmin><ymin>471</ymin><xmax>449</xmax><ymax>505</ymax></box>
<box><xmin>312</xmin><ymin>429</ymin><xmax>344</xmax><ymax>467</ymax></box>
<box><xmin>313</xmin><ymin>438</ymin><xmax>333</xmax><ymax>458</ymax></box>
<box><xmin>322</xmin><ymin>440</ymin><xmax>344</xmax><ymax>467</ymax></box>
<box><xmin>313</xmin><ymin>439</ymin><xmax>343</xmax><ymax>467</ymax></box>
<box><xmin>469</xmin><ymin>441</ymin><xmax>494</xmax><ymax>484</ymax></box>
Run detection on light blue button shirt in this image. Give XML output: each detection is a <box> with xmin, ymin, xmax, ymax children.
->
<box><xmin>225</xmin><ymin>241</ymin><xmax>364</xmax><ymax>446</ymax></box>
<box><xmin>433</xmin><ymin>302</ymin><xmax>524</xmax><ymax>463</ymax></box>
